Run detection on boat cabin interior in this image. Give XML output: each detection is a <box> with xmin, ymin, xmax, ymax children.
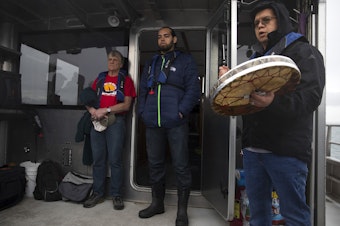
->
<box><xmin>0</xmin><ymin>0</ymin><xmax>328</xmax><ymax>223</ymax></box>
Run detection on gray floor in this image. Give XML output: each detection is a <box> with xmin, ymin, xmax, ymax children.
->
<box><xmin>325</xmin><ymin>197</ymin><xmax>340</xmax><ymax>226</ymax></box>
<box><xmin>1</xmin><ymin>196</ymin><xmax>339</xmax><ymax>226</ymax></box>
<box><xmin>0</xmin><ymin>197</ymin><xmax>226</xmax><ymax>226</ymax></box>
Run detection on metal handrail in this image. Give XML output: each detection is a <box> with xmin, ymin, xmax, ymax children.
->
<box><xmin>326</xmin><ymin>125</ymin><xmax>340</xmax><ymax>157</ymax></box>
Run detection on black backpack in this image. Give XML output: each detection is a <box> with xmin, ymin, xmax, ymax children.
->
<box><xmin>0</xmin><ymin>166</ymin><xmax>26</xmax><ymax>210</ymax></box>
<box><xmin>33</xmin><ymin>160</ymin><xmax>64</xmax><ymax>202</ymax></box>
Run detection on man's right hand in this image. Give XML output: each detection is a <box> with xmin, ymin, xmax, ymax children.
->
<box><xmin>218</xmin><ymin>65</ymin><xmax>230</xmax><ymax>78</ymax></box>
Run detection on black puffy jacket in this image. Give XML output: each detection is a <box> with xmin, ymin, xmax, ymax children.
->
<box><xmin>243</xmin><ymin>1</ymin><xmax>325</xmax><ymax>163</ymax></box>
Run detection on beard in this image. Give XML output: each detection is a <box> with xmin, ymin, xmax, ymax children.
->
<box><xmin>159</xmin><ymin>42</ymin><xmax>174</xmax><ymax>53</ymax></box>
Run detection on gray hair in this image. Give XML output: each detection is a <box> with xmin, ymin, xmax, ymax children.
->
<box><xmin>108</xmin><ymin>50</ymin><xmax>124</xmax><ymax>65</ymax></box>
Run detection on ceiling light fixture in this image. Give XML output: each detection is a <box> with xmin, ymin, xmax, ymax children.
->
<box><xmin>107</xmin><ymin>14</ymin><xmax>120</xmax><ymax>27</ymax></box>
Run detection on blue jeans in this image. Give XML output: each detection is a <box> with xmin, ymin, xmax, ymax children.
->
<box><xmin>146</xmin><ymin>123</ymin><xmax>191</xmax><ymax>189</ymax></box>
<box><xmin>90</xmin><ymin>115</ymin><xmax>126</xmax><ymax>197</ymax></box>
<box><xmin>242</xmin><ymin>148</ymin><xmax>310</xmax><ymax>226</ymax></box>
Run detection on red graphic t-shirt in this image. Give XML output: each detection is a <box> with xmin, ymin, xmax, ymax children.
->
<box><xmin>91</xmin><ymin>73</ymin><xmax>136</xmax><ymax>109</ymax></box>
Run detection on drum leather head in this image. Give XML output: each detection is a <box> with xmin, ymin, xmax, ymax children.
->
<box><xmin>210</xmin><ymin>55</ymin><xmax>301</xmax><ymax>116</ymax></box>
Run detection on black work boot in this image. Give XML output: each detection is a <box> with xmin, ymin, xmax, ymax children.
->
<box><xmin>83</xmin><ymin>193</ymin><xmax>105</xmax><ymax>208</ymax></box>
<box><xmin>139</xmin><ymin>183</ymin><xmax>165</xmax><ymax>218</ymax></box>
<box><xmin>176</xmin><ymin>189</ymin><xmax>190</xmax><ymax>226</ymax></box>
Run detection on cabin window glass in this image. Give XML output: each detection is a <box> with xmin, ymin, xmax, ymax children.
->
<box><xmin>19</xmin><ymin>30</ymin><xmax>128</xmax><ymax>106</ymax></box>
<box><xmin>20</xmin><ymin>44</ymin><xmax>50</xmax><ymax>105</ymax></box>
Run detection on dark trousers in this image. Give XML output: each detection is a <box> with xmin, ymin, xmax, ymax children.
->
<box><xmin>145</xmin><ymin>123</ymin><xmax>192</xmax><ymax>190</ymax></box>
<box><xmin>91</xmin><ymin>116</ymin><xmax>126</xmax><ymax>197</ymax></box>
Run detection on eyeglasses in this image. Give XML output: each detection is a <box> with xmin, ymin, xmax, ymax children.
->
<box><xmin>254</xmin><ymin>16</ymin><xmax>276</xmax><ymax>27</ymax></box>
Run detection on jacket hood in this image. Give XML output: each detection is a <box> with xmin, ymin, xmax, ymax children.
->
<box><xmin>250</xmin><ymin>1</ymin><xmax>294</xmax><ymax>51</ymax></box>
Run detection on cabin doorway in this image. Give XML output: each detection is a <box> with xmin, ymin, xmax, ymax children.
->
<box><xmin>133</xmin><ymin>29</ymin><xmax>205</xmax><ymax>192</ymax></box>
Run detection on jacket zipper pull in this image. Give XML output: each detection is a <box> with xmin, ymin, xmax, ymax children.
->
<box><xmin>149</xmin><ymin>88</ymin><xmax>155</xmax><ymax>95</ymax></box>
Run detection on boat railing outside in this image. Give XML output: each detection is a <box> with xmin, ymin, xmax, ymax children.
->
<box><xmin>326</xmin><ymin>124</ymin><xmax>340</xmax><ymax>202</ymax></box>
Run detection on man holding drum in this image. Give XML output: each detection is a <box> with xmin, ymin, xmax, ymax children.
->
<box><xmin>219</xmin><ymin>1</ymin><xmax>325</xmax><ymax>225</ymax></box>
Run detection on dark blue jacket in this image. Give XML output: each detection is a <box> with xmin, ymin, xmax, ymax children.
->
<box><xmin>75</xmin><ymin>87</ymin><xmax>97</xmax><ymax>165</ymax></box>
<box><xmin>138</xmin><ymin>50</ymin><xmax>201</xmax><ymax>128</ymax></box>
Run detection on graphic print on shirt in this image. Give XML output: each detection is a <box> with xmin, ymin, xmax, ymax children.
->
<box><xmin>102</xmin><ymin>82</ymin><xmax>117</xmax><ymax>97</ymax></box>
